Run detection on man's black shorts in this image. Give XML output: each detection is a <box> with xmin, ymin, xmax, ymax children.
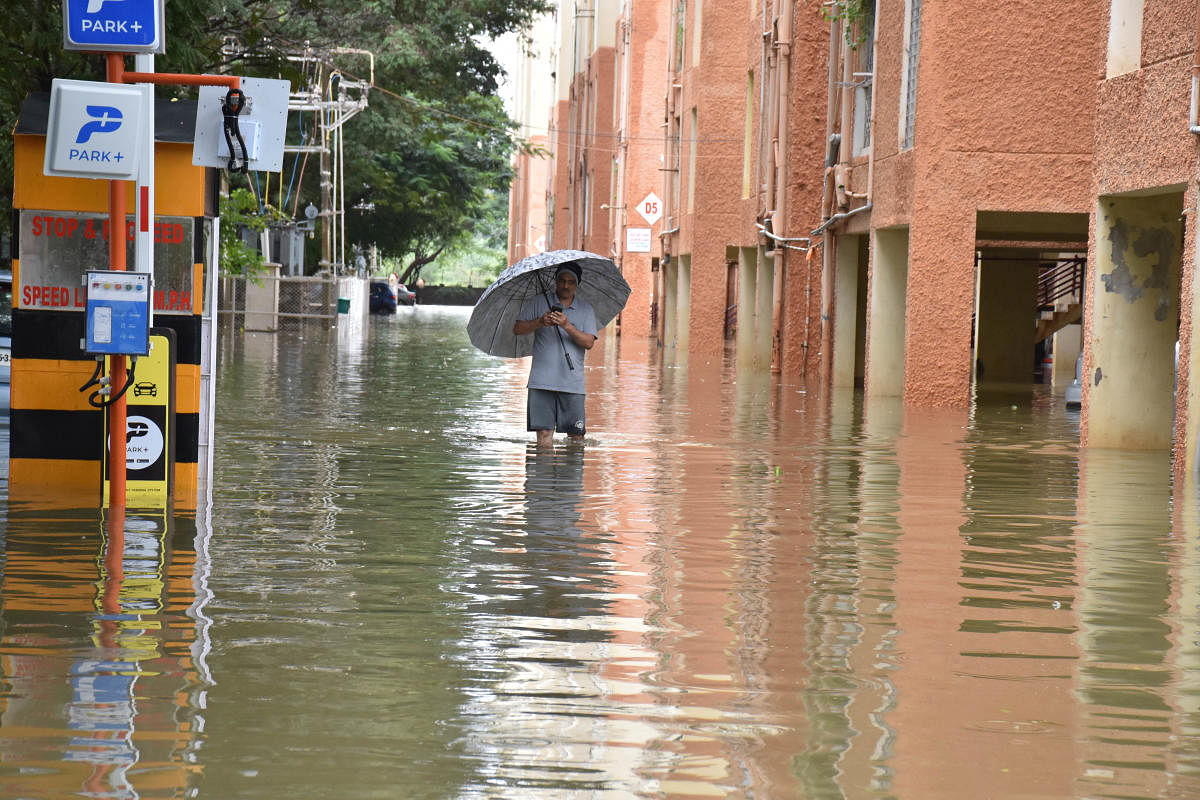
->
<box><xmin>527</xmin><ymin>388</ymin><xmax>586</xmax><ymax>435</ymax></box>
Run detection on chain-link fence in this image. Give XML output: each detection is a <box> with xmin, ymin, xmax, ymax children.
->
<box><xmin>219</xmin><ymin>272</ymin><xmax>339</xmax><ymax>331</ymax></box>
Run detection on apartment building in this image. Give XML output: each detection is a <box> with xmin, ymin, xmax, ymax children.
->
<box><xmin>510</xmin><ymin>0</ymin><xmax>1200</xmax><ymax>469</ymax></box>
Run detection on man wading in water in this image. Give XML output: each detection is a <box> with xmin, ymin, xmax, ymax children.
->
<box><xmin>512</xmin><ymin>262</ymin><xmax>598</xmax><ymax>446</ymax></box>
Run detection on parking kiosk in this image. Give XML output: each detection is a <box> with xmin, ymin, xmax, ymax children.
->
<box><xmin>9</xmin><ymin>93</ymin><xmax>217</xmax><ymax>508</ymax></box>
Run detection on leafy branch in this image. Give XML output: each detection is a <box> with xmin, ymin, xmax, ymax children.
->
<box><xmin>825</xmin><ymin>0</ymin><xmax>875</xmax><ymax>48</ymax></box>
<box><xmin>218</xmin><ymin>188</ymin><xmax>288</xmax><ymax>278</ymax></box>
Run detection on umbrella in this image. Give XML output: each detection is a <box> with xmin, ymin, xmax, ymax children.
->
<box><xmin>468</xmin><ymin>249</ymin><xmax>631</xmax><ymax>360</ymax></box>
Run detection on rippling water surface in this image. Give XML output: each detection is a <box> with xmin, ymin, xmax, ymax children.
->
<box><xmin>2</xmin><ymin>305</ymin><xmax>1200</xmax><ymax>799</ymax></box>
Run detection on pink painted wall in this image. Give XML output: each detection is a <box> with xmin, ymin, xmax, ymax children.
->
<box><xmin>548</xmin><ymin>97</ymin><xmax>572</xmax><ymax>251</ymax></box>
<box><xmin>674</xmin><ymin>0</ymin><xmax>746</xmax><ymax>357</ymax></box>
<box><xmin>781</xmin><ymin>5</ymin><xmax>836</xmax><ymax>378</ymax></box>
<box><xmin>612</xmin><ymin>0</ymin><xmax>669</xmax><ymax>340</ymax></box>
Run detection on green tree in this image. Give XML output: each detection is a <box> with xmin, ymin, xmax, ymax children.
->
<box><xmin>343</xmin><ymin>91</ymin><xmax>517</xmax><ymax>284</ymax></box>
<box><xmin>0</xmin><ymin>0</ymin><xmax>550</xmax><ymax>275</ymax></box>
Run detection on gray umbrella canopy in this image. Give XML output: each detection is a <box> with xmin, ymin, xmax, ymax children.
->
<box><xmin>467</xmin><ymin>249</ymin><xmax>631</xmax><ymax>358</ymax></box>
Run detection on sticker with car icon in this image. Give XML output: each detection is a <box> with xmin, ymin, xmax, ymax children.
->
<box><xmin>133</xmin><ymin>380</ymin><xmax>157</xmax><ymax>398</ymax></box>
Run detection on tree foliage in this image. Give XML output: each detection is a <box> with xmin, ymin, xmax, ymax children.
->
<box><xmin>0</xmin><ymin>0</ymin><xmax>551</xmax><ymax>280</ymax></box>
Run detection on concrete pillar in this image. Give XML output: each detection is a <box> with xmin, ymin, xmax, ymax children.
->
<box><xmin>867</xmin><ymin>228</ymin><xmax>909</xmax><ymax>399</ymax></box>
<box><xmin>755</xmin><ymin>248</ymin><xmax>774</xmax><ymax>369</ymax></box>
<box><xmin>832</xmin><ymin>234</ymin><xmax>864</xmax><ymax>389</ymax></box>
<box><xmin>975</xmin><ymin>251</ymin><xmax>1038</xmax><ymax>384</ymax></box>
<box><xmin>676</xmin><ymin>254</ymin><xmax>692</xmax><ymax>355</ymax></box>
<box><xmin>1086</xmin><ymin>193</ymin><xmax>1181</xmax><ymax>449</ymax></box>
<box><xmin>736</xmin><ymin>246</ymin><xmax>758</xmax><ymax>367</ymax></box>
<box><xmin>662</xmin><ymin>258</ymin><xmax>678</xmax><ymax>352</ymax></box>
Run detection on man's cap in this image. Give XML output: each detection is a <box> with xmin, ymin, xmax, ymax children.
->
<box><xmin>556</xmin><ymin>262</ymin><xmax>582</xmax><ymax>283</ymax></box>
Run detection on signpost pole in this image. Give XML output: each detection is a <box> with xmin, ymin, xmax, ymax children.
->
<box><xmin>135</xmin><ymin>53</ymin><xmax>155</xmax><ymax>321</ymax></box>
<box><xmin>106</xmin><ymin>52</ymin><xmax>128</xmax><ymax>507</ymax></box>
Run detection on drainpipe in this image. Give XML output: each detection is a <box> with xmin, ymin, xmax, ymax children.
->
<box><xmin>818</xmin><ymin>12</ymin><xmax>841</xmax><ymax>380</ymax></box>
<box><xmin>1192</xmin><ymin>0</ymin><xmax>1200</xmax><ymax>133</ymax></box>
<box><xmin>770</xmin><ymin>0</ymin><xmax>793</xmax><ymax>374</ymax></box>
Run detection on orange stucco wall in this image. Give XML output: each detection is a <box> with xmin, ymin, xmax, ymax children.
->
<box><xmin>873</xmin><ymin>0</ymin><xmax>1100</xmax><ymax>407</ymax></box>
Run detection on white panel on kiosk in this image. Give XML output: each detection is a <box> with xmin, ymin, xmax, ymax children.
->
<box><xmin>192</xmin><ymin>77</ymin><xmax>290</xmax><ymax>172</ymax></box>
<box><xmin>44</xmin><ymin>79</ymin><xmax>148</xmax><ymax>181</ymax></box>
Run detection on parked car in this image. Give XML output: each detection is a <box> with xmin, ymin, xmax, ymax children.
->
<box><xmin>0</xmin><ymin>269</ymin><xmax>11</xmax><ymax>412</ymax></box>
<box><xmin>395</xmin><ymin>283</ymin><xmax>416</xmax><ymax>305</ymax></box>
<box><xmin>369</xmin><ymin>280</ymin><xmax>397</xmax><ymax>314</ymax></box>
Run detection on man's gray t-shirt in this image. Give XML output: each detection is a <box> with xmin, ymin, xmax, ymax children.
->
<box><xmin>520</xmin><ymin>294</ymin><xmax>598</xmax><ymax>394</ymax></box>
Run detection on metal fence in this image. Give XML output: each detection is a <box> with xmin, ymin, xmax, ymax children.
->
<box><xmin>219</xmin><ymin>273</ymin><xmax>339</xmax><ymax>330</ymax></box>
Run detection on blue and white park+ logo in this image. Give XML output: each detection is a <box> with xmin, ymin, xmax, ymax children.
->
<box><xmin>75</xmin><ymin>105</ymin><xmax>122</xmax><ymax>144</ymax></box>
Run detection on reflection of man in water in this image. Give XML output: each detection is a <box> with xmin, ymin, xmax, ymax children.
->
<box><xmin>523</xmin><ymin>445</ymin><xmax>586</xmax><ymax>538</ymax></box>
<box><xmin>512</xmin><ymin>263</ymin><xmax>598</xmax><ymax>446</ymax></box>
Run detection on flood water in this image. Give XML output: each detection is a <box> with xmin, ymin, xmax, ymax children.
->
<box><xmin>2</xmin><ymin>304</ymin><xmax>1199</xmax><ymax>799</ymax></box>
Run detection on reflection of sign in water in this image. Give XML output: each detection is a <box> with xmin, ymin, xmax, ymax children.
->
<box><xmin>126</xmin><ymin>415</ymin><xmax>164</xmax><ymax>469</ymax></box>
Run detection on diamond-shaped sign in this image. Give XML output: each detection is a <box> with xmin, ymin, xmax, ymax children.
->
<box><xmin>637</xmin><ymin>192</ymin><xmax>663</xmax><ymax>226</ymax></box>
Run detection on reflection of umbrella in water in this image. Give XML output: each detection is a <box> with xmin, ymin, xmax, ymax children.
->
<box><xmin>467</xmin><ymin>249</ymin><xmax>631</xmax><ymax>368</ymax></box>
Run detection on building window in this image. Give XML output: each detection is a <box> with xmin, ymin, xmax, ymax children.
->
<box><xmin>900</xmin><ymin>0</ymin><xmax>921</xmax><ymax>150</ymax></box>
<box><xmin>1106</xmin><ymin>0</ymin><xmax>1143</xmax><ymax>78</ymax></box>
<box><xmin>688</xmin><ymin>107</ymin><xmax>698</xmax><ymax>213</ymax></box>
<box><xmin>852</xmin><ymin>2</ymin><xmax>875</xmax><ymax>157</ymax></box>
<box><xmin>743</xmin><ymin>70</ymin><xmax>754</xmax><ymax>199</ymax></box>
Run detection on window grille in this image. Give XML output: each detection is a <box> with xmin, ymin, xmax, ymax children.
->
<box><xmin>903</xmin><ymin>0</ymin><xmax>922</xmax><ymax>149</ymax></box>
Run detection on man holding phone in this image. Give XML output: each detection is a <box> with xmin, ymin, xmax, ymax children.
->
<box><xmin>512</xmin><ymin>262</ymin><xmax>599</xmax><ymax>445</ymax></box>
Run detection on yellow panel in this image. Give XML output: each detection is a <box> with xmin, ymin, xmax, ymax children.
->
<box><xmin>10</xmin><ymin>459</ymin><xmax>101</xmax><ymax>496</ymax></box>
<box><xmin>192</xmin><ymin>262</ymin><xmax>205</xmax><ymax>315</ymax></box>
<box><xmin>175</xmin><ymin>364</ymin><xmax>201</xmax><ymax>414</ymax></box>
<box><xmin>104</xmin><ymin>334</ymin><xmax>172</xmax><ymax>507</ymax></box>
<box><xmin>174</xmin><ymin>462</ymin><xmax>199</xmax><ymax>509</ymax></box>
<box><xmin>14</xmin><ymin>137</ymin><xmax>208</xmax><ymax>216</ymax></box>
<box><xmin>12</xmin><ymin>360</ymin><xmax>104</xmax><ymax>411</ymax></box>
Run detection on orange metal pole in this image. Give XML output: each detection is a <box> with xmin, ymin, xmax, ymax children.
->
<box><xmin>96</xmin><ymin>61</ymin><xmax>237</xmax><ymax>506</ymax></box>
<box><xmin>107</xmin><ymin>53</ymin><xmax>127</xmax><ymax>506</ymax></box>
<box><xmin>122</xmin><ymin>71</ymin><xmax>239</xmax><ymax>89</ymax></box>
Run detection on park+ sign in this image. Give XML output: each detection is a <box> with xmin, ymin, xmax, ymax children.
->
<box><xmin>44</xmin><ymin>79</ymin><xmax>148</xmax><ymax>181</ymax></box>
<box><xmin>63</xmin><ymin>0</ymin><xmax>165</xmax><ymax>54</ymax></box>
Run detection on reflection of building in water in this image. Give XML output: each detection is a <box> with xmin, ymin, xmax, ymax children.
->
<box><xmin>0</xmin><ymin>509</ymin><xmax>211</xmax><ymax>798</ymax></box>
<box><xmin>627</xmin><ymin>360</ymin><xmax>816</xmax><ymax>796</ymax></box>
<box><xmin>1076</xmin><ymin>450</ymin><xmax>1180</xmax><ymax>799</ymax></box>
<box><xmin>888</xmin><ymin>408</ymin><xmax>1081</xmax><ymax>798</ymax></box>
